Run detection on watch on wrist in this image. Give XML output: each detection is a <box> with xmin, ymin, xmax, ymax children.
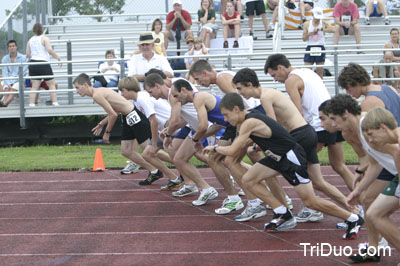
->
<box><xmin>165</xmin><ymin>132</ymin><xmax>171</xmax><ymax>138</ymax></box>
<box><xmin>105</xmin><ymin>130</ymin><xmax>111</xmax><ymax>134</ymax></box>
<box><xmin>213</xmin><ymin>144</ymin><xmax>219</xmax><ymax>152</ymax></box>
<box><xmin>192</xmin><ymin>137</ymin><xmax>199</xmax><ymax>142</ymax></box>
<box><xmin>355</xmin><ymin>167</ymin><xmax>364</xmax><ymax>174</ymax></box>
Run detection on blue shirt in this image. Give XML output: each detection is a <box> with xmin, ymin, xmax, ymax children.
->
<box><xmin>1</xmin><ymin>52</ymin><xmax>27</xmax><ymax>86</ymax></box>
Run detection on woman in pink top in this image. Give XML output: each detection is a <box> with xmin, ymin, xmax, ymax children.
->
<box><xmin>222</xmin><ymin>1</ymin><xmax>241</xmax><ymax>48</ymax></box>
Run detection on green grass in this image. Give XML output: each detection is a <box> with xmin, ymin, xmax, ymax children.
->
<box><xmin>0</xmin><ymin>142</ymin><xmax>360</xmax><ymax>172</ymax></box>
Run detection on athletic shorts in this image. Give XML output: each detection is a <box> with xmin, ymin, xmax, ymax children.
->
<box><xmin>220</xmin><ymin>125</ymin><xmax>237</xmax><ymax>142</ymax></box>
<box><xmin>149</xmin><ymin>136</ymin><xmax>164</xmax><ymax>149</ymax></box>
<box><xmin>377</xmin><ymin>167</ymin><xmax>396</xmax><ymax>182</ymax></box>
<box><xmin>28</xmin><ymin>60</ymin><xmax>54</xmax><ymax>81</ymax></box>
<box><xmin>381</xmin><ymin>175</ymin><xmax>400</xmax><ymax>198</ymax></box>
<box><xmin>365</xmin><ymin>5</ymin><xmax>383</xmax><ymax>17</ymax></box>
<box><xmin>246</xmin><ymin>0</ymin><xmax>266</xmax><ymax>16</ymax></box>
<box><xmin>121</xmin><ymin>106</ymin><xmax>151</xmax><ymax>144</ymax></box>
<box><xmin>251</xmin><ymin>104</ymin><xmax>266</xmax><ymax>115</ymax></box>
<box><xmin>343</xmin><ymin>26</ymin><xmax>350</xmax><ymax>35</ymax></box>
<box><xmin>317</xmin><ymin>130</ymin><xmax>344</xmax><ymax>146</ymax></box>
<box><xmin>173</xmin><ymin>126</ymin><xmax>191</xmax><ymax>139</ymax></box>
<box><xmin>304</xmin><ymin>45</ymin><xmax>326</xmax><ymax>63</ymax></box>
<box><xmin>304</xmin><ymin>1</ymin><xmax>314</xmax><ymax>8</ymax></box>
<box><xmin>290</xmin><ymin>124</ymin><xmax>319</xmax><ymax>164</ymax></box>
<box><xmin>258</xmin><ymin>144</ymin><xmax>310</xmax><ymax>186</ymax></box>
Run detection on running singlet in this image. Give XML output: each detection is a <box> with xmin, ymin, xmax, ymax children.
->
<box><xmin>366</xmin><ymin>85</ymin><xmax>400</xmax><ymax>124</ymax></box>
<box><xmin>193</xmin><ymin>92</ymin><xmax>229</xmax><ymax>127</ymax></box>
<box><xmin>245</xmin><ymin>109</ymin><xmax>296</xmax><ymax>159</ymax></box>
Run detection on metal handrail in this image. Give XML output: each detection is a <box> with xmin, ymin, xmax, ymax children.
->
<box><xmin>0</xmin><ymin>0</ymin><xmax>24</xmax><ymax>30</ymax></box>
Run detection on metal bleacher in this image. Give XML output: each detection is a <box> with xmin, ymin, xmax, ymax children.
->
<box><xmin>1</xmin><ymin>10</ymin><xmax>400</xmax><ymax>123</ymax></box>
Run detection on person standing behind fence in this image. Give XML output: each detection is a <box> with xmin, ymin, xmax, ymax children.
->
<box><xmin>1</xmin><ymin>40</ymin><xmax>27</xmax><ymax>107</ymax></box>
<box><xmin>26</xmin><ymin>22</ymin><xmax>61</xmax><ymax>107</ymax></box>
<box><xmin>302</xmin><ymin>7</ymin><xmax>335</xmax><ymax>79</ymax></box>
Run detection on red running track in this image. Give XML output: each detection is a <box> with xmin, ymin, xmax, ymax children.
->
<box><xmin>0</xmin><ymin>167</ymin><xmax>398</xmax><ymax>266</ymax></box>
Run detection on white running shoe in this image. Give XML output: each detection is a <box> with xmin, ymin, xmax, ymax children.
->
<box><xmin>215</xmin><ymin>198</ymin><xmax>244</xmax><ymax>215</ymax></box>
<box><xmin>192</xmin><ymin>187</ymin><xmax>218</xmax><ymax>206</ymax></box>
<box><xmin>234</xmin><ymin>204</ymin><xmax>267</xmax><ymax>222</ymax></box>
<box><xmin>295</xmin><ymin>206</ymin><xmax>324</xmax><ymax>222</ymax></box>
<box><xmin>120</xmin><ymin>162</ymin><xmax>140</xmax><ymax>174</ymax></box>
<box><xmin>238</xmin><ymin>189</ymin><xmax>246</xmax><ymax>196</ymax></box>
<box><xmin>172</xmin><ymin>184</ymin><xmax>199</xmax><ymax>197</ymax></box>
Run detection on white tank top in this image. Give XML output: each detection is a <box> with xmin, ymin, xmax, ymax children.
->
<box><xmin>30</xmin><ymin>35</ymin><xmax>50</xmax><ymax>61</ymax></box>
<box><xmin>169</xmin><ymin>78</ymin><xmax>200</xmax><ymax>131</ymax></box>
<box><xmin>289</xmin><ymin>68</ymin><xmax>330</xmax><ymax>132</ymax></box>
<box><xmin>359</xmin><ymin>117</ymin><xmax>397</xmax><ymax>175</ymax></box>
<box><xmin>216</xmin><ymin>71</ymin><xmax>261</xmax><ymax>110</ymax></box>
<box><xmin>307</xmin><ymin>20</ymin><xmax>325</xmax><ymax>46</ymax></box>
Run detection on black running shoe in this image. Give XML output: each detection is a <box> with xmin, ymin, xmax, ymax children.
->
<box><xmin>264</xmin><ymin>211</ymin><xmax>297</xmax><ymax>232</ymax></box>
<box><xmin>343</xmin><ymin>215</ymin><xmax>364</xmax><ymax>240</ymax></box>
<box><xmin>349</xmin><ymin>248</ymin><xmax>380</xmax><ymax>262</ymax></box>
<box><xmin>139</xmin><ymin>170</ymin><xmax>163</xmax><ymax>185</ymax></box>
<box><xmin>160</xmin><ymin>175</ymin><xmax>184</xmax><ymax>190</ymax></box>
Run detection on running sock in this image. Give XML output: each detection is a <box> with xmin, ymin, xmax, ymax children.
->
<box><xmin>173</xmin><ymin>176</ymin><xmax>180</xmax><ymax>182</ymax></box>
<box><xmin>346</xmin><ymin>213</ymin><xmax>359</xmax><ymax>222</ymax></box>
<box><xmin>150</xmin><ymin>169</ymin><xmax>158</xmax><ymax>174</ymax></box>
<box><xmin>248</xmin><ymin>199</ymin><xmax>261</xmax><ymax>208</ymax></box>
<box><xmin>273</xmin><ymin>205</ymin><xmax>288</xmax><ymax>215</ymax></box>
<box><xmin>227</xmin><ymin>195</ymin><xmax>241</xmax><ymax>202</ymax></box>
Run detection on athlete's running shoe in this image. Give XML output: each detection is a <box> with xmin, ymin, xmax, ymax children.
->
<box><xmin>172</xmin><ymin>184</ymin><xmax>198</xmax><ymax>197</ymax></box>
<box><xmin>234</xmin><ymin>205</ymin><xmax>267</xmax><ymax>222</ymax></box>
<box><xmin>295</xmin><ymin>206</ymin><xmax>324</xmax><ymax>222</ymax></box>
<box><xmin>120</xmin><ymin>162</ymin><xmax>140</xmax><ymax>174</ymax></box>
<box><xmin>343</xmin><ymin>215</ymin><xmax>364</xmax><ymax>240</ymax></box>
<box><xmin>264</xmin><ymin>211</ymin><xmax>297</xmax><ymax>232</ymax></box>
<box><xmin>192</xmin><ymin>187</ymin><xmax>218</xmax><ymax>206</ymax></box>
<box><xmin>160</xmin><ymin>176</ymin><xmax>184</xmax><ymax>191</ymax></box>
<box><xmin>215</xmin><ymin>198</ymin><xmax>244</xmax><ymax>214</ymax></box>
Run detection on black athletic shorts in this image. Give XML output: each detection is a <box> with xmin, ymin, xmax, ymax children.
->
<box><xmin>246</xmin><ymin>0</ymin><xmax>266</xmax><ymax>16</ymax></box>
<box><xmin>304</xmin><ymin>45</ymin><xmax>326</xmax><ymax>63</ymax></box>
<box><xmin>28</xmin><ymin>60</ymin><xmax>54</xmax><ymax>81</ymax></box>
<box><xmin>121</xmin><ymin>106</ymin><xmax>151</xmax><ymax>144</ymax></box>
<box><xmin>377</xmin><ymin>167</ymin><xmax>396</xmax><ymax>182</ymax></box>
<box><xmin>290</xmin><ymin>124</ymin><xmax>319</xmax><ymax>164</ymax></box>
<box><xmin>258</xmin><ymin>144</ymin><xmax>310</xmax><ymax>186</ymax></box>
<box><xmin>220</xmin><ymin>125</ymin><xmax>237</xmax><ymax>142</ymax></box>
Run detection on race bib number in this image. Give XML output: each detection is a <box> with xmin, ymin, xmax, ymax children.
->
<box><xmin>310</xmin><ymin>47</ymin><xmax>322</xmax><ymax>56</ymax></box>
<box><xmin>341</xmin><ymin>16</ymin><xmax>351</xmax><ymax>23</ymax></box>
<box><xmin>265</xmin><ymin>150</ymin><xmax>282</xmax><ymax>162</ymax></box>
<box><xmin>126</xmin><ymin>110</ymin><xmax>141</xmax><ymax>126</ymax></box>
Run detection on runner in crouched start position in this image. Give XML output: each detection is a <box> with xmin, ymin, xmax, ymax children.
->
<box><xmin>204</xmin><ymin>93</ymin><xmax>364</xmax><ymax>237</ymax></box>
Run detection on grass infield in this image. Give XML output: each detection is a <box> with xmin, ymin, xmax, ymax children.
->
<box><xmin>0</xmin><ymin>142</ymin><xmax>359</xmax><ymax>172</ymax></box>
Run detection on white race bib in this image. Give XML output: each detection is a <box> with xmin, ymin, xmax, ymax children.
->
<box><xmin>126</xmin><ymin>110</ymin><xmax>141</xmax><ymax>126</ymax></box>
<box><xmin>310</xmin><ymin>47</ymin><xmax>322</xmax><ymax>56</ymax></box>
<box><xmin>341</xmin><ymin>15</ymin><xmax>351</xmax><ymax>22</ymax></box>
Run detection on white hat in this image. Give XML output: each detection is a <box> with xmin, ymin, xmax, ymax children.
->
<box><xmin>312</xmin><ymin>7</ymin><xmax>324</xmax><ymax>20</ymax></box>
<box><xmin>173</xmin><ymin>0</ymin><xmax>182</xmax><ymax>5</ymax></box>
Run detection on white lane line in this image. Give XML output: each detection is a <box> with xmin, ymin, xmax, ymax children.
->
<box><xmin>0</xmin><ymin>174</ymin><xmax>342</xmax><ymax>184</ymax></box>
<box><xmin>0</xmin><ymin>250</ymin><xmax>305</xmax><ymax>257</ymax></box>
<box><xmin>0</xmin><ymin>230</ymin><xmax>258</xmax><ymax>237</ymax></box>
<box><xmin>0</xmin><ymin>228</ymin><xmax>367</xmax><ymax>237</ymax></box>
<box><xmin>0</xmin><ymin>215</ymin><xmax>215</xmax><ymax>220</ymax></box>
<box><xmin>0</xmin><ymin>201</ymin><xmax>198</xmax><ymax>206</ymax></box>
<box><xmin>0</xmin><ymin>185</ymin><xmax>350</xmax><ymax>194</ymax></box>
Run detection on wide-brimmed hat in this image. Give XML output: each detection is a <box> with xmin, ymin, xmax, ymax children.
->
<box><xmin>312</xmin><ymin>7</ymin><xmax>324</xmax><ymax>20</ymax></box>
<box><xmin>136</xmin><ymin>32</ymin><xmax>154</xmax><ymax>45</ymax></box>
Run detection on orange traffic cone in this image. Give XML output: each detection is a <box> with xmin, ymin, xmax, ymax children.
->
<box><xmin>92</xmin><ymin>148</ymin><xmax>106</xmax><ymax>171</ymax></box>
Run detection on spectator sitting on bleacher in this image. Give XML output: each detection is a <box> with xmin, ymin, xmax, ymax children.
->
<box><xmin>164</xmin><ymin>0</ymin><xmax>193</xmax><ymax>50</ymax></box>
<box><xmin>220</xmin><ymin>0</ymin><xmax>244</xmax><ymax>16</ymax></box>
<box><xmin>302</xmin><ymin>7</ymin><xmax>335</xmax><ymax>78</ymax></box>
<box><xmin>373</xmin><ymin>51</ymin><xmax>400</xmax><ymax>89</ymax></box>
<box><xmin>184</xmin><ymin>36</ymin><xmax>195</xmax><ymax>70</ymax></box>
<box><xmin>222</xmin><ymin>0</ymin><xmax>241</xmax><ymax>48</ymax></box>
<box><xmin>93</xmin><ymin>50</ymin><xmax>120</xmax><ymax>89</ymax></box>
<box><xmin>333</xmin><ymin>0</ymin><xmax>362</xmax><ymax>53</ymax></box>
<box><xmin>26</xmin><ymin>22</ymin><xmax>61</xmax><ymax>107</ymax></box>
<box><xmin>364</xmin><ymin>0</ymin><xmax>390</xmax><ymax>25</ymax></box>
<box><xmin>198</xmin><ymin>0</ymin><xmax>218</xmax><ymax>48</ymax></box>
<box><xmin>189</xmin><ymin>37</ymin><xmax>209</xmax><ymax>64</ymax></box>
<box><xmin>152</xmin><ymin>19</ymin><xmax>167</xmax><ymax>56</ymax></box>
<box><xmin>128</xmin><ymin>32</ymin><xmax>173</xmax><ymax>89</ymax></box>
<box><xmin>0</xmin><ymin>40</ymin><xmax>27</xmax><ymax>107</ymax></box>
<box><xmin>244</xmin><ymin>0</ymin><xmax>272</xmax><ymax>40</ymax></box>
<box><xmin>384</xmin><ymin>28</ymin><xmax>400</xmax><ymax>62</ymax></box>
